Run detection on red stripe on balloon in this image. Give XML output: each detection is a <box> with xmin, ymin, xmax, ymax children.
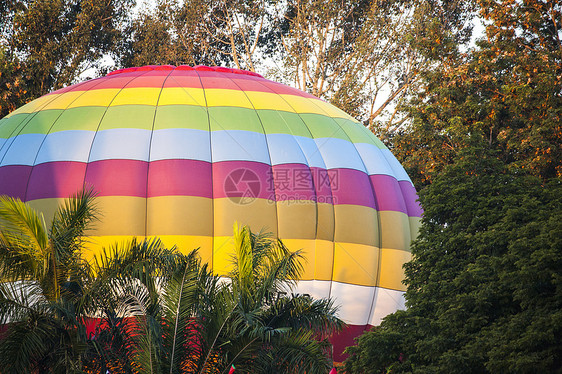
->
<box><xmin>0</xmin><ymin>165</ymin><xmax>32</xmax><ymax>200</ymax></box>
<box><xmin>329</xmin><ymin>324</ymin><xmax>371</xmax><ymax>362</ymax></box>
<box><xmin>0</xmin><ymin>161</ymin><xmax>420</xmax><ymax>216</ymax></box>
<box><xmin>26</xmin><ymin>161</ymin><xmax>87</xmax><ymax>200</ymax></box>
<box><xmin>50</xmin><ymin>69</ymin><xmax>316</xmax><ymax>98</ymax></box>
<box><xmin>84</xmin><ymin>159</ymin><xmax>148</xmax><ymax>197</ymax></box>
<box><xmin>147</xmin><ymin>159</ymin><xmax>212</xmax><ymax>198</ymax></box>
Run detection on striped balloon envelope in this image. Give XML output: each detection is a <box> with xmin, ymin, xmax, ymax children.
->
<box><xmin>0</xmin><ymin>65</ymin><xmax>422</xmax><ymax>360</ymax></box>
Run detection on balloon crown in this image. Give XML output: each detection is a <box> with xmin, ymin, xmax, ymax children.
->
<box><xmin>107</xmin><ymin>65</ymin><xmax>264</xmax><ymax>78</ymax></box>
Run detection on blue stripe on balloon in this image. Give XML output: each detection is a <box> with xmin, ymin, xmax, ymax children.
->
<box><xmin>379</xmin><ymin>148</ymin><xmax>412</xmax><ymax>183</ymax></box>
<box><xmin>0</xmin><ymin>126</ymin><xmax>413</xmax><ymax>184</ymax></box>
<box><xmin>35</xmin><ymin>130</ymin><xmax>96</xmax><ymax>164</ymax></box>
<box><xmin>89</xmin><ymin>128</ymin><xmax>152</xmax><ymax>162</ymax></box>
<box><xmin>292</xmin><ymin>136</ymin><xmax>327</xmax><ymax>169</ymax></box>
<box><xmin>353</xmin><ymin>142</ymin><xmax>395</xmax><ymax>177</ymax></box>
<box><xmin>211</xmin><ymin>130</ymin><xmax>271</xmax><ymax>164</ymax></box>
<box><xmin>314</xmin><ymin>137</ymin><xmax>367</xmax><ymax>171</ymax></box>
<box><xmin>0</xmin><ymin>134</ymin><xmax>45</xmax><ymax>166</ymax></box>
<box><xmin>265</xmin><ymin>133</ymin><xmax>309</xmax><ymax>166</ymax></box>
<box><xmin>150</xmin><ymin>128</ymin><xmax>211</xmax><ymax>162</ymax></box>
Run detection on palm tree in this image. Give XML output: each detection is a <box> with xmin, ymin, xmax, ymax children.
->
<box><xmin>111</xmin><ymin>225</ymin><xmax>344</xmax><ymax>374</ymax></box>
<box><xmin>0</xmin><ymin>190</ymin><xmax>190</xmax><ymax>373</ymax></box>
<box><xmin>0</xmin><ymin>191</ymin><xmax>343</xmax><ymax>373</ymax></box>
<box><xmin>0</xmin><ymin>189</ymin><xmax>98</xmax><ymax>372</ymax></box>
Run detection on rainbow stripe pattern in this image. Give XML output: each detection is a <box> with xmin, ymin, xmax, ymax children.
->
<box><xmin>0</xmin><ymin>65</ymin><xmax>422</xmax><ymax>359</ymax></box>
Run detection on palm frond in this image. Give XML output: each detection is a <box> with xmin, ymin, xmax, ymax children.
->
<box><xmin>263</xmin><ymin>295</ymin><xmax>345</xmax><ymax>337</ymax></box>
<box><xmin>0</xmin><ymin>195</ymin><xmax>48</xmax><ymax>281</ymax></box>
<box><xmin>254</xmin><ymin>329</ymin><xmax>333</xmax><ymax>374</ymax></box>
<box><xmin>49</xmin><ymin>187</ymin><xmax>98</xmax><ymax>276</ymax></box>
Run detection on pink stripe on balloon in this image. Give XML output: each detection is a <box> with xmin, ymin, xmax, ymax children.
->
<box><xmin>212</xmin><ymin>161</ymin><xmax>274</xmax><ymax>200</ymax></box>
<box><xmin>0</xmin><ymin>165</ymin><xmax>32</xmax><ymax>200</ymax></box>
<box><xmin>329</xmin><ymin>324</ymin><xmax>371</xmax><ymax>362</ymax></box>
<box><xmin>1</xmin><ymin>161</ymin><xmax>421</xmax><ymax>216</ymax></box>
<box><xmin>165</xmin><ymin>70</ymin><xmax>204</xmax><ymax>88</ymax></box>
<box><xmin>399</xmin><ymin>180</ymin><xmax>423</xmax><ymax>217</ymax></box>
<box><xmin>26</xmin><ymin>162</ymin><xmax>87</xmax><ymax>200</ymax></box>
<box><xmin>329</xmin><ymin>168</ymin><xmax>377</xmax><ymax>208</ymax></box>
<box><xmin>147</xmin><ymin>159</ymin><xmax>212</xmax><ymax>198</ymax></box>
<box><xmin>84</xmin><ymin>159</ymin><xmax>148</xmax><ymax>197</ymax></box>
<box><xmin>369</xmin><ymin>174</ymin><xmax>408</xmax><ymax>214</ymax></box>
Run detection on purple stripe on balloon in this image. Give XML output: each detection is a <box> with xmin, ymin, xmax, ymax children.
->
<box><xmin>369</xmin><ymin>174</ymin><xmax>408</xmax><ymax>214</ymax></box>
<box><xmin>84</xmin><ymin>159</ymin><xmax>148</xmax><ymax>197</ymax></box>
<box><xmin>212</xmin><ymin>160</ymin><xmax>273</xmax><ymax>200</ymax></box>
<box><xmin>270</xmin><ymin>163</ymin><xmax>316</xmax><ymax>202</ymax></box>
<box><xmin>328</xmin><ymin>168</ymin><xmax>377</xmax><ymax>208</ymax></box>
<box><xmin>398</xmin><ymin>180</ymin><xmax>423</xmax><ymax>217</ymax></box>
<box><xmin>0</xmin><ymin>165</ymin><xmax>32</xmax><ymax>200</ymax></box>
<box><xmin>26</xmin><ymin>162</ymin><xmax>87</xmax><ymax>200</ymax></box>
<box><xmin>311</xmin><ymin>168</ymin><xmax>334</xmax><ymax>203</ymax></box>
<box><xmin>1</xmin><ymin>160</ymin><xmax>421</xmax><ymax>217</ymax></box>
<box><xmin>148</xmin><ymin>159</ymin><xmax>212</xmax><ymax>198</ymax></box>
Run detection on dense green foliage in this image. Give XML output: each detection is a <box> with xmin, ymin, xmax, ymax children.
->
<box><xmin>388</xmin><ymin>0</ymin><xmax>562</xmax><ymax>186</ymax></box>
<box><xmin>345</xmin><ymin>149</ymin><xmax>562</xmax><ymax>373</ymax></box>
<box><xmin>0</xmin><ymin>0</ymin><xmax>133</xmax><ymax>117</ymax></box>
<box><xmin>0</xmin><ymin>195</ymin><xmax>343</xmax><ymax>373</ymax></box>
<box><xmin>344</xmin><ymin>0</ymin><xmax>562</xmax><ymax>372</ymax></box>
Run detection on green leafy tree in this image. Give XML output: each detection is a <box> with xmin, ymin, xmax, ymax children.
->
<box><xmin>344</xmin><ymin>146</ymin><xmax>562</xmax><ymax>373</ymax></box>
<box><xmin>122</xmin><ymin>0</ymin><xmax>271</xmax><ymax>69</ymax></box>
<box><xmin>0</xmin><ymin>0</ymin><xmax>134</xmax><ymax>118</ymax></box>
<box><xmin>387</xmin><ymin>0</ymin><xmax>562</xmax><ymax>187</ymax></box>
<box><xmin>272</xmin><ymin>0</ymin><xmax>475</xmax><ymax>124</ymax></box>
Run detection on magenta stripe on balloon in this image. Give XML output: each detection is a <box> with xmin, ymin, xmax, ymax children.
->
<box><xmin>1</xmin><ymin>161</ymin><xmax>420</xmax><ymax>216</ymax></box>
<box><xmin>148</xmin><ymin>159</ymin><xmax>212</xmax><ymax>198</ymax></box>
<box><xmin>329</xmin><ymin>324</ymin><xmax>370</xmax><ymax>362</ymax></box>
<box><xmin>26</xmin><ymin>161</ymin><xmax>87</xmax><ymax>200</ymax></box>
<box><xmin>328</xmin><ymin>168</ymin><xmax>377</xmax><ymax>208</ymax></box>
<box><xmin>212</xmin><ymin>160</ymin><xmax>274</xmax><ymax>200</ymax></box>
<box><xmin>369</xmin><ymin>174</ymin><xmax>408</xmax><ymax>214</ymax></box>
<box><xmin>0</xmin><ymin>165</ymin><xmax>32</xmax><ymax>200</ymax></box>
<box><xmin>399</xmin><ymin>180</ymin><xmax>423</xmax><ymax>217</ymax></box>
<box><xmin>84</xmin><ymin>159</ymin><xmax>148</xmax><ymax>197</ymax></box>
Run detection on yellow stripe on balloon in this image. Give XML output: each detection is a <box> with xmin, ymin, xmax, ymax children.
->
<box><xmin>245</xmin><ymin>91</ymin><xmax>297</xmax><ymax>112</ymax></box>
<box><xmin>42</xmin><ymin>91</ymin><xmax>85</xmax><ymax>110</ymax></box>
<box><xmin>147</xmin><ymin>196</ymin><xmax>213</xmax><ymax>236</ymax></box>
<box><xmin>81</xmin><ymin>234</ymin><xmax>214</xmax><ymax>266</ymax></box>
<box><xmin>213</xmin><ymin>197</ymin><xmax>279</xmax><ymax>237</ymax></box>
<box><xmin>379</xmin><ymin>210</ymin><xmax>413</xmax><ymax>252</ymax></box>
<box><xmin>409</xmin><ymin>216</ymin><xmax>422</xmax><ymax>242</ymax></box>
<box><xmin>158</xmin><ymin>87</ymin><xmax>206</xmax><ymax>106</ymax></box>
<box><xmin>333</xmin><ymin>242</ymin><xmax>380</xmax><ymax>287</ymax></box>
<box><xmin>378</xmin><ymin>248</ymin><xmax>411</xmax><ymax>291</ymax></box>
<box><xmin>82</xmin><ymin>232</ymin><xmax>407</xmax><ymax>289</ymax></box>
<box><xmin>334</xmin><ymin>204</ymin><xmax>379</xmax><ymax>246</ymax></box>
<box><xmin>280</xmin><ymin>238</ymin><xmax>334</xmax><ymax>281</ymax></box>
<box><xmin>110</xmin><ymin>87</ymin><xmax>161</xmax><ymax>106</ymax></box>
<box><xmin>28</xmin><ymin>196</ymin><xmax>416</xmax><ymax>251</ymax></box>
<box><xmin>204</xmin><ymin>88</ymin><xmax>254</xmax><ymax>109</ymax></box>
<box><xmin>276</xmin><ymin>200</ymin><xmax>317</xmax><ymax>240</ymax></box>
<box><xmin>5</xmin><ymin>94</ymin><xmax>62</xmax><ymax>117</ymax></box>
<box><xmin>67</xmin><ymin>89</ymin><xmax>121</xmax><ymax>108</ymax></box>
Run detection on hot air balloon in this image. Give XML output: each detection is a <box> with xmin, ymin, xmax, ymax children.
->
<box><xmin>0</xmin><ymin>65</ymin><xmax>422</xmax><ymax>361</ymax></box>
